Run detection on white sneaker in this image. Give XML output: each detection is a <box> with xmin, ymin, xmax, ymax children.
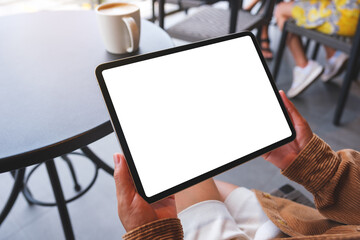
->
<box><xmin>287</xmin><ymin>60</ymin><xmax>324</xmax><ymax>98</ymax></box>
<box><xmin>321</xmin><ymin>51</ymin><xmax>348</xmax><ymax>82</ymax></box>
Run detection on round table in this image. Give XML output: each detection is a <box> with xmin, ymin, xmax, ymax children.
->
<box><xmin>0</xmin><ymin>10</ymin><xmax>173</xmax><ymax>239</ymax></box>
<box><xmin>0</xmin><ymin>11</ymin><xmax>174</xmax><ymax>172</ymax></box>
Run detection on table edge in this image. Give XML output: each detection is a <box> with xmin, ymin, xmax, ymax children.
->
<box><xmin>0</xmin><ymin>121</ymin><xmax>113</xmax><ymax>173</ymax></box>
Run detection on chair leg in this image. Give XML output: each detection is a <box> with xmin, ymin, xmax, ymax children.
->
<box><xmin>303</xmin><ymin>38</ymin><xmax>311</xmax><ymax>54</ymax></box>
<box><xmin>272</xmin><ymin>26</ymin><xmax>288</xmax><ymax>81</ymax></box>
<box><xmin>333</xmin><ymin>71</ymin><xmax>354</xmax><ymax>125</ymax></box>
<box><xmin>10</xmin><ymin>170</ymin><xmax>33</xmax><ymax>205</ymax></box>
<box><xmin>311</xmin><ymin>42</ymin><xmax>320</xmax><ymax>60</ymax></box>
<box><xmin>333</xmin><ymin>46</ymin><xmax>360</xmax><ymax>125</ymax></box>
<box><xmin>229</xmin><ymin>0</ymin><xmax>240</xmax><ymax>33</ymax></box>
<box><xmin>151</xmin><ymin>0</ymin><xmax>156</xmax><ymax>22</ymax></box>
<box><xmin>81</xmin><ymin>146</ymin><xmax>114</xmax><ymax>176</ymax></box>
<box><xmin>61</xmin><ymin>155</ymin><xmax>82</xmax><ymax>192</ymax></box>
<box><xmin>356</xmin><ymin>57</ymin><xmax>360</xmax><ymax>80</ymax></box>
<box><xmin>256</xmin><ymin>25</ymin><xmax>263</xmax><ymax>45</ymax></box>
<box><xmin>0</xmin><ymin>169</ymin><xmax>25</xmax><ymax>225</ymax></box>
<box><xmin>158</xmin><ymin>0</ymin><xmax>165</xmax><ymax>28</ymax></box>
<box><xmin>45</xmin><ymin>159</ymin><xmax>75</xmax><ymax>240</ymax></box>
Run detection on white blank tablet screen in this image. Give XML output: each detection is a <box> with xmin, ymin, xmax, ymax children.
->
<box><xmin>103</xmin><ymin>36</ymin><xmax>292</xmax><ymax>198</ymax></box>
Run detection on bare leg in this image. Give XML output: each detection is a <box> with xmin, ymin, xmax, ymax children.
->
<box><xmin>214</xmin><ymin>180</ymin><xmax>239</xmax><ymax>202</ymax></box>
<box><xmin>261</xmin><ymin>25</ymin><xmax>273</xmax><ymax>59</ymax></box>
<box><xmin>274</xmin><ymin>2</ymin><xmax>294</xmax><ymax>30</ymax></box>
<box><xmin>244</xmin><ymin>0</ymin><xmax>261</xmax><ymax>11</ymax></box>
<box><xmin>175</xmin><ymin>179</ymin><xmax>222</xmax><ymax>213</ymax></box>
<box><xmin>287</xmin><ymin>34</ymin><xmax>308</xmax><ymax>67</ymax></box>
<box><xmin>275</xmin><ymin>1</ymin><xmax>308</xmax><ymax>68</ymax></box>
<box><xmin>261</xmin><ymin>25</ymin><xmax>269</xmax><ymax>42</ymax></box>
<box><xmin>324</xmin><ymin>46</ymin><xmax>336</xmax><ymax>59</ymax></box>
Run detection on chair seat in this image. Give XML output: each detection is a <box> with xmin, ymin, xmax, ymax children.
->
<box><xmin>285</xmin><ymin>20</ymin><xmax>353</xmax><ymax>53</ymax></box>
<box><xmin>159</xmin><ymin>0</ymin><xmax>204</xmax><ymax>9</ymax></box>
<box><xmin>272</xmin><ymin>18</ymin><xmax>360</xmax><ymax>125</ymax></box>
<box><xmin>166</xmin><ymin>6</ymin><xmax>264</xmax><ymax>42</ymax></box>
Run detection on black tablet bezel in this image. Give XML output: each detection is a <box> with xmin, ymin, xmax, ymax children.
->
<box><xmin>95</xmin><ymin>31</ymin><xmax>296</xmax><ymax>203</ymax></box>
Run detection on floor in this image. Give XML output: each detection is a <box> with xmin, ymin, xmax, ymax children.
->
<box><xmin>0</xmin><ymin>0</ymin><xmax>359</xmax><ymax>239</ymax></box>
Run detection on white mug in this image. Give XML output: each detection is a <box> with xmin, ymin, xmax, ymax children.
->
<box><xmin>96</xmin><ymin>2</ymin><xmax>141</xmax><ymax>54</ymax></box>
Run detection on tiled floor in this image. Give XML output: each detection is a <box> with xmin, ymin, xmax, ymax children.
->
<box><xmin>0</xmin><ymin>0</ymin><xmax>359</xmax><ymax>239</ymax></box>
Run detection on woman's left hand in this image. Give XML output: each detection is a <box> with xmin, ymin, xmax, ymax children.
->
<box><xmin>113</xmin><ymin>153</ymin><xmax>177</xmax><ymax>232</ymax></box>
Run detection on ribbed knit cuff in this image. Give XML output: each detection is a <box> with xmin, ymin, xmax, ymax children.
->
<box><xmin>281</xmin><ymin>134</ymin><xmax>340</xmax><ymax>194</ymax></box>
<box><xmin>123</xmin><ymin>218</ymin><xmax>183</xmax><ymax>240</ymax></box>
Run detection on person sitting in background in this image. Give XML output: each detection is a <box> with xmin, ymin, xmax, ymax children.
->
<box><xmin>244</xmin><ymin>0</ymin><xmax>284</xmax><ymax>60</ymax></box>
<box><xmin>274</xmin><ymin>0</ymin><xmax>359</xmax><ymax>98</ymax></box>
<box><xmin>113</xmin><ymin>90</ymin><xmax>360</xmax><ymax>240</ymax></box>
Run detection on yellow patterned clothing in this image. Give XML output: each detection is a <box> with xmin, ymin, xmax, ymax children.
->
<box><xmin>292</xmin><ymin>0</ymin><xmax>360</xmax><ymax>36</ymax></box>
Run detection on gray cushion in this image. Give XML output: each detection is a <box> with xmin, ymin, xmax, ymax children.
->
<box><xmin>167</xmin><ymin>6</ymin><xmax>264</xmax><ymax>42</ymax></box>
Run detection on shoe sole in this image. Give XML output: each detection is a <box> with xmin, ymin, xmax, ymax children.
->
<box><xmin>288</xmin><ymin>66</ymin><xmax>324</xmax><ymax>98</ymax></box>
<box><xmin>321</xmin><ymin>58</ymin><xmax>348</xmax><ymax>82</ymax></box>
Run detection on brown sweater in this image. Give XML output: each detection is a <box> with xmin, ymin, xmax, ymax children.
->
<box><xmin>123</xmin><ymin>134</ymin><xmax>360</xmax><ymax>239</ymax></box>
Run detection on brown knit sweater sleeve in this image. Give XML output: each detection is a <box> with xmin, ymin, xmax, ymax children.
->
<box><xmin>122</xmin><ymin>218</ymin><xmax>183</xmax><ymax>240</ymax></box>
<box><xmin>282</xmin><ymin>134</ymin><xmax>360</xmax><ymax>225</ymax></box>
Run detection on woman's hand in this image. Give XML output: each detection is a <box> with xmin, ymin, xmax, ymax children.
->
<box><xmin>262</xmin><ymin>90</ymin><xmax>313</xmax><ymax>170</ymax></box>
<box><xmin>113</xmin><ymin>153</ymin><xmax>177</xmax><ymax>232</ymax></box>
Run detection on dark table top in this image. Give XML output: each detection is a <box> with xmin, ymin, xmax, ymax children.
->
<box><xmin>0</xmin><ymin>10</ymin><xmax>174</xmax><ymax>173</ymax></box>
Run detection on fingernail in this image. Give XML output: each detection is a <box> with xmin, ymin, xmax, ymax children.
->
<box><xmin>113</xmin><ymin>154</ymin><xmax>121</xmax><ymax>167</ymax></box>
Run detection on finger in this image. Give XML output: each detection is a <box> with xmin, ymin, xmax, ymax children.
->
<box><xmin>113</xmin><ymin>153</ymin><xmax>136</xmax><ymax>202</ymax></box>
<box><xmin>279</xmin><ymin>90</ymin><xmax>313</xmax><ymax>144</ymax></box>
<box><xmin>279</xmin><ymin>90</ymin><xmax>306</xmax><ymax>126</ymax></box>
<box><xmin>279</xmin><ymin>90</ymin><xmax>295</xmax><ymax>125</ymax></box>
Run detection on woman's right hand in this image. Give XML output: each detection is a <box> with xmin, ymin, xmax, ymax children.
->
<box><xmin>262</xmin><ymin>90</ymin><xmax>313</xmax><ymax>170</ymax></box>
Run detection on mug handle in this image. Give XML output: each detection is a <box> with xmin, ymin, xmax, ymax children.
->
<box><xmin>122</xmin><ymin>17</ymin><xmax>139</xmax><ymax>53</ymax></box>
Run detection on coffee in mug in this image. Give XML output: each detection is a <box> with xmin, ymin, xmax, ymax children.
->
<box><xmin>96</xmin><ymin>2</ymin><xmax>141</xmax><ymax>54</ymax></box>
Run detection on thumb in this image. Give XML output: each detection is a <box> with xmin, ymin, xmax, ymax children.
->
<box><xmin>279</xmin><ymin>90</ymin><xmax>313</xmax><ymax>148</ymax></box>
<box><xmin>113</xmin><ymin>153</ymin><xmax>136</xmax><ymax>202</ymax></box>
<box><xmin>279</xmin><ymin>90</ymin><xmax>307</xmax><ymax>126</ymax></box>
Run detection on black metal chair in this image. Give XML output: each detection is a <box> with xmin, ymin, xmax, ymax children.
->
<box><xmin>0</xmin><ymin>147</ymin><xmax>113</xmax><ymax>240</ymax></box>
<box><xmin>272</xmin><ymin>19</ymin><xmax>360</xmax><ymax>125</ymax></box>
<box><xmin>0</xmin><ymin>169</ymin><xmax>26</xmax><ymax>225</ymax></box>
<box><xmin>150</xmin><ymin>0</ymin><xmax>220</xmax><ymax>23</ymax></box>
<box><xmin>165</xmin><ymin>0</ymin><xmax>276</xmax><ymax>42</ymax></box>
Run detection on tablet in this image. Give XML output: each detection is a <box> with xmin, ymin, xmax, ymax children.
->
<box><xmin>96</xmin><ymin>32</ymin><xmax>295</xmax><ymax>203</ymax></box>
